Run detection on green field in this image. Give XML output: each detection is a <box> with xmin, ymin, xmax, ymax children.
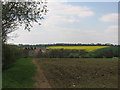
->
<box><xmin>93</xmin><ymin>46</ymin><xmax>118</xmax><ymax>53</ymax></box>
<box><xmin>46</xmin><ymin>46</ymin><xmax>109</xmax><ymax>52</ymax></box>
<box><xmin>3</xmin><ymin>58</ymin><xmax>36</xmax><ymax>88</ymax></box>
<box><xmin>3</xmin><ymin>58</ymin><xmax>118</xmax><ymax>88</ymax></box>
<box><xmin>38</xmin><ymin>58</ymin><xmax>118</xmax><ymax>88</ymax></box>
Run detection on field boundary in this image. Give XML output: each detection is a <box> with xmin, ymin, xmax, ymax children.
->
<box><xmin>33</xmin><ymin>58</ymin><xmax>52</xmax><ymax>88</ymax></box>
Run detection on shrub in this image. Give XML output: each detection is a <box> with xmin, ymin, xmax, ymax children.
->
<box><xmin>2</xmin><ymin>44</ymin><xmax>27</xmax><ymax>70</ymax></box>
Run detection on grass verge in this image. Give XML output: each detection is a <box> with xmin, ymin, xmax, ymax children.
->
<box><xmin>3</xmin><ymin>58</ymin><xmax>36</xmax><ymax>88</ymax></box>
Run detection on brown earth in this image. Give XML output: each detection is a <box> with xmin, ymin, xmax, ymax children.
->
<box><xmin>33</xmin><ymin>58</ymin><xmax>52</xmax><ymax>88</ymax></box>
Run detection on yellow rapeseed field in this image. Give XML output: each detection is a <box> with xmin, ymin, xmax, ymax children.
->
<box><xmin>46</xmin><ymin>46</ymin><xmax>109</xmax><ymax>52</ymax></box>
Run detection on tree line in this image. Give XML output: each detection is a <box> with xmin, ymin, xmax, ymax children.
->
<box><xmin>19</xmin><ymin>43</ymin><xmax>117</xmax><ymax>48</ymax></box>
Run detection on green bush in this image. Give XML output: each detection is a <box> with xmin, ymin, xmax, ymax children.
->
<box><xmin>2</xmin><ymin>44</ymin><xmax>27</xmax><ymax>70</ymax></box>
<box><xmin>36</xmin><ymin>49</ymin><xmax>87</xmax><ymax>58</ymax></box>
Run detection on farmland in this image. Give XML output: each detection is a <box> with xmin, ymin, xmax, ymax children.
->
<box><xmin>46</xmin><ymin>46</ymin><xmax>109</xmax><ymax>52</ymax></box>
<box><xmin>2</xmin><ymin>45</ymin><xmax>119</xmax><ymax>88</ymax></box>
<box><xmin>37</xmin><ymin>58</ymin><xmax>118</xmax><ymax>88</ymax></box>
<box><xmin>2</xmin><ymin>57</ymin><xmax>118</xmax><ymax>88</ymax></box>
<box><xmin>2</xmin><ymin>1</ymin><xmax>119</xmax><ymax>89</ymax></box>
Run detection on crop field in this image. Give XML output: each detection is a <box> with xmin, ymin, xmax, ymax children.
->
<box><xmin>37</xmin><ymin>58</ymin><xmax>118</xmax><ymax>88</ymax></box>
<box><xmin>46</xmin><ymin>46</ymin><xmax>109</xmax><ymax>52</ymax></box>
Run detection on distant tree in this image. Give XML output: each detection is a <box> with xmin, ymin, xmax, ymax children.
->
<box><xmin>2</xmin><ymin>0</ymin><xmax>48</xmax><ymax>42</ymax></box>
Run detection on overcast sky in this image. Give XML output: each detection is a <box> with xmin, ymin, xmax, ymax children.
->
<box><xmin>8</xmin><ymin>2</ymin><xmax>118</xmax><ymax>45</ymax></box>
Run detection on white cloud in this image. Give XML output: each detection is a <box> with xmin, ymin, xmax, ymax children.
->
<box><xmin>99</xmin><ymin>13</ymin><xmax>118</xmax><ymax>22</ymax></box>
<box><xmin>104</xmin><ymin>25</ymin><xmax>118</xmax><ymax>42</ymax></box>
<box><xmin>41</xmin><ymin>2</ymin><xmax>95</xmax><ymax>30</ymax></box>
<box><xmin>8</xmin><ymin>25</ymin><xmax>118</xmax><ymax>44</ymax></box>
<box><xmin>7</xmin><ymin>2</ymin><xmax>118</xmax><ymax>45</ymax></box>
<box><xmin>47</xmin><ymin>2</ymin><xmax>95</xmax><ymax>17</ymax></box>
<box><xmin>101</xmin><ymin>25</ymin><xmax>118</xmax><ymax>44</ymax></box>
<box><xmin>44</xmin><ymin>15</ymin><xmax>79</xmax><ymax>26</ymax></box>
<box><xmin>105</xmin><ymin>25</ymin><xmax>118</xmax><ymax>33</ymax></box>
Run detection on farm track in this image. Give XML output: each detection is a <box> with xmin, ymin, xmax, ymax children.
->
<box><xmin>33</xmin><ymin>58</ymin><xmax>52</xmax><ymax>88</ymax></box>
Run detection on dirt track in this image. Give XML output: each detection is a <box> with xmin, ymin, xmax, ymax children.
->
<box><xmin>33</xmin><ymin>59</ymin><xmax>52</xmax><ymax>88</ymax></box>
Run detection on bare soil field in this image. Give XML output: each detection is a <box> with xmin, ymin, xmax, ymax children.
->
<box><xmin>35</xmin><ymin>58</ymin><xmax>118</xmax><ymax>88</ymax></box>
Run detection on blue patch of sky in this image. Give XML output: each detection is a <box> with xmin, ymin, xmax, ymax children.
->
<box><xmin>66</xmin><ymin>2</ymin><xmax>118</xmax><ymax>14</ymax></box>
<box><xmin>59</xmin><ymin>2</ymin><xmax>118</xmax><ymax>31</ymax></box>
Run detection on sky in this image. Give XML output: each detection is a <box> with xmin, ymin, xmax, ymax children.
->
<box><xmin>8</xmin><ymin>1</ymin><xmax>118</xmax><ymax>45</ymax></box>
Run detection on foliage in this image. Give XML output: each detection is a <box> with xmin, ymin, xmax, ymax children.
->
<box><xmin>2</xmin><ymin>44</ymin><xmax>29</xmax><ymax>70</ymax></box>
<box><xmin>36</xmin><ymin>49</ymin><xmax>87</xmax><ymax>58</ymax></box>
<box><xmin>3</xmin><ymin>58</ymin><xmax>36</xmax><ymax>88</ymax></box>
<box><xmin>2</xmin><ymin>1</ymin><xmax>47</xmax><ymax>70</ymax></box>
<box><xmin>2</xmin><ymin>1</ymin><xmax>47</xmax><ymax>42</ymax></box>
